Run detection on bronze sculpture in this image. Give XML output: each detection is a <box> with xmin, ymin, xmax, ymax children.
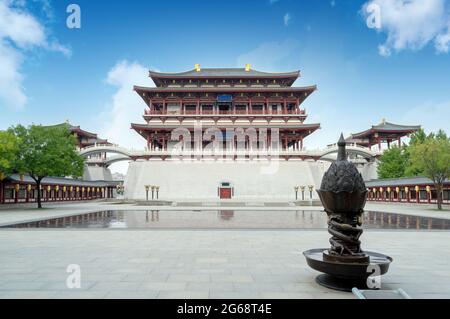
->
<box><xmin>303</xmin><ymin>134</ymin><xmax>392</xmax><ymax>291</ymax></box>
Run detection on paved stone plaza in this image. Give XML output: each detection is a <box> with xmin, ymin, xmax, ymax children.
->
<box><xmin>0</xmin><ymin>201</ymin><xmax>449</xmax><ymax>299</ymax></box>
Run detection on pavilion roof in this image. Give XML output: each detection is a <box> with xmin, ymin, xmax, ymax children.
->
<box><xmin>131</xmin><ymin>122</ymin><xmax>320</xmax><ymax>140</ymax></box>
<box><xmin>6</xmin><ymin>174</ymin><xmax>119</xmax><ymax>187</ymax></box>
<box><xmin>134</xmin><ymin>85</ymin><xmax>316</xmax><ymax>95</ymax></box>
<box><xmin>349</xmin><ymin>120</ymin><xmax>421</xmax><ymax>139</ymax></box>
<box><xmin>149</xmin><ymin>68</ymin><xmax>300</xmax><ymax>86</ymax></box>
<box><xmin>47</xmin><ymin>122</ymin><xmax>110</xmax><ymax>144</ymax></box>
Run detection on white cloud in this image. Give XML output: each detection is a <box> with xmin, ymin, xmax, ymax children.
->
<box><xmin>0</xmin><ymin>40</ymin><xmax>26</xmax><ymax>108</ymax></box>
<box><xmin>362</xmin><ymin>0</ymin><xmax>450</xmax><ymax>56</ymax></box>
<box><xmin>0</xmin><ymin>0</ymin><xmax>71</xmax><ymax>110</ymax></box>
<box><xmin>100</xmin><ymin>60</ymin><xmax>155</xmax><ymax>150</ymax></box>
<box><xmin>236</xmin><ymin>39</ymin><xmax>299</xmax><ymax>71</ymax></box>
<box><xmin>435</xmin><ymin>24</ymin><xmax>450</xmax><ymax>52</ymax></box>
<box><xmin>283</xmin><ymin>13</ymin><xmax>291</xmax><ymax>26</ymax></box>
<box><xmin>98</xmin><ymin>60</ymin><xmax>156</xmax><ymax>175</ymax></box>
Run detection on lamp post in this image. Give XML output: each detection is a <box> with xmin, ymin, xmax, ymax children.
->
<box><xmin>145</xmin><ymin>185</ymin><xmax>150</xmax><ymax>201</ymax></box>
<box><xmin>426</xmin><ymin>185</ymin><xmax>431</xmax><ymax>203</ymax></box>
<box><xmin>387</xmin><ymin>187</ymin><xmax>391</xmax><ymax>202</ymax></box>
<box><xmin>300</xmin><ymin>186</ymin><xmax>305</xmax><ymax>201</ymax></box>
<box><xmin>151</xmin><ymin>186</ymin><xmax>155</xmax><ymax>200</ymax></box>
<box><xmin>294</xmin><ymin>186</ymin><xmax>299</xmax><ymax>200</ymax></box>
<box><xmin>26</xmin><ymin>184</ymin><xmax>31</xmax><ymax>203</ymax></box>
<box><xmin>308</xmin><ymin>185</ymin><xmax>314</xmax><ymax>199</ymax></box>
<box><xmin>155</xmin><ymin>186</ymin><xmax>160</xmax><ymax>199</ymax></box>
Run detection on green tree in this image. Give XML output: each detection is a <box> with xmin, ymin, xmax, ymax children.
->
<box><xmin>405</xmin><ymin>128</ymin><xmax>427</xmax><ymax>177</ymax></box>
<box><xmin>409</xmin><ymin>128</ymin><xmax>427</xmax><ymax>146</ymax></box>
<box><xmin>10</xmin><ymin>124</ymin><xmax>85</xmax><ymax>209</ymax></box>
<box><xmin>0</xmin><ymin>131</ymin><xmax>20</xmax><ymax>203</ymax></box>
<box><xmin>409</xmin><ymin>136</ymin><xmax>450</xmax><ymax>210</ymax></box>
<box><xmin>377</xmin><ymin>145</ymin><xmax>409</xmax><ymax>179</ymax></box>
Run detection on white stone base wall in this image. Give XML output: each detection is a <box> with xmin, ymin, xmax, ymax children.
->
<box><xmin>83</xmin><ymin>165</ymin><xmax>113</xmax><ymax>181</ymax></box>
<box><xmin>124</xmin><ymin>159</ymin><xmax>332</xmax><ymax>201</ymax></box>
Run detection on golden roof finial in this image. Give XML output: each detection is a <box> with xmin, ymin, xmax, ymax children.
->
<box><xmin>194</xmin><ymin>64</ymin><xmax>201</xmax><ymax>72</ymax></box>
<box><xmin>245</xmin><ymin>64</ymin><xmax>251</xmax><ymax>72</ymax></box>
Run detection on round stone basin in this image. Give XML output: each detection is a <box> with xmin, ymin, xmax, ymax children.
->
<box><xmin>303</xmin><ymin>248</ymin><xmax>393</xmax><ymax>291</ymax></box>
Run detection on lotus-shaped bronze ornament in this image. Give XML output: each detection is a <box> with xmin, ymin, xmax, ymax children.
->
<box><xmin>303</xmin><ymin>134</ymin><xmax>392</xmax><ymax>291</ymax></box>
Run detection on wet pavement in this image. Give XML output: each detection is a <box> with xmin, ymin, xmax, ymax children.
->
<box><xmin>2</xmin><ymin>209</ymin><xmax>450</xmax><ymax>230</ymax></box>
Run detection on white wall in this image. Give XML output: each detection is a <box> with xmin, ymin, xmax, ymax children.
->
<box><xmin>124</xmin><ymin>159</ymin><xmax>329</xmax><ymax>201</ymax></box>
<box><xmin>358</xmin><ymin>160</ymin><xmax>379</xmax><ymax>181</ymax></box>
<box><xmin>83</xmin><ymin>165</ymin><xmax>113</xmax><ymax>181</ymax></box>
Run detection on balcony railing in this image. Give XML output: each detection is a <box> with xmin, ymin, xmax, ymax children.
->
<box><xmin>144</xmin><ymin>109</ymin><xmax>306</xmax><ymax>116</ymax></box>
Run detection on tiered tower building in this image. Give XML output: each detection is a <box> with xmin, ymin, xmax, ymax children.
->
<box><xmin>126</xmin><ymin>65</ymin><xmax>327</xmax><ymax>200</ymax></box>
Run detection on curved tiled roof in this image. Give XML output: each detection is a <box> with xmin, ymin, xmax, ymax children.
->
<box><xmin>350</xmin><ymin>121</ymin><xmax>421</xmax><ymax>139</ymax></box>
<box><xmin>150</xmin><ymin>68</ymin><xmax>300</xmax><ymax>78</ymax></box>
<box><xmin>6</xmin><ymin>174</ymin><xmax>120</xmax><ymax>187</ymax></box>
<box><xmin>134</xmin><ymin>85</ymin><xmax>316</xmax><ymax>94</ymax></box>
<box><xmin>366</xmin><ymin>176</ymin><xmax>449</xmax><ymax>187</ymax></box>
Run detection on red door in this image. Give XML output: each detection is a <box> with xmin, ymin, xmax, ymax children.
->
<box><xmin>220</xmin><ymin>188</ymin><xmax>232</xmax><ymax>199</ymax></box>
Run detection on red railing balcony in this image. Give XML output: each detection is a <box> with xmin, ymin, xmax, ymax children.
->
<box><xmin>144</xmin><ymin>108</ymin><xmax>306</xmax><ymax>116</ymax></box>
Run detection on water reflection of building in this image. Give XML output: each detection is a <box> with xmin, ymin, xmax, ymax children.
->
<box><xmin>218</xmin><ymin>210</ymin><xmax>234</xmax><ymax>220</ymax></box>
<box><xmin>145</xmin><ymin>210</ymin><xmax>160</xmax><ymax>222</ymax></box>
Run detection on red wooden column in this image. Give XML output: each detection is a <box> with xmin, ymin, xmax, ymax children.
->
<box><xmin>283</xmin><ymin>98</ymin><xmax>287</xmax><ymax>114</ymax></box>
<box><xmin>300</xmin><ymin>137</ymin><xmax>304</xmax><ymax>151</ymax></box>
<box><xmin>14</xmin><ymin>184</ymin><xmax>19</xmax><ymax>203</ymax></box>
<box><xmin>0</xmin><ymin>181</ymin><xmax>4</xmax><ymax>204</ymax></box>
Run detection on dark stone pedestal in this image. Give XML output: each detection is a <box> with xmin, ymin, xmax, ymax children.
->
<box><xmin>304</xmin><ymin>248</ymin><xmax>393</xmax><ymax>292</ymax></box>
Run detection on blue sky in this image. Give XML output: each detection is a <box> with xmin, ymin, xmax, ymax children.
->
<box><xmin>1</xmin><ymin>0</ymin><xmax>450</xmax><ymax>173</ymax></box>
